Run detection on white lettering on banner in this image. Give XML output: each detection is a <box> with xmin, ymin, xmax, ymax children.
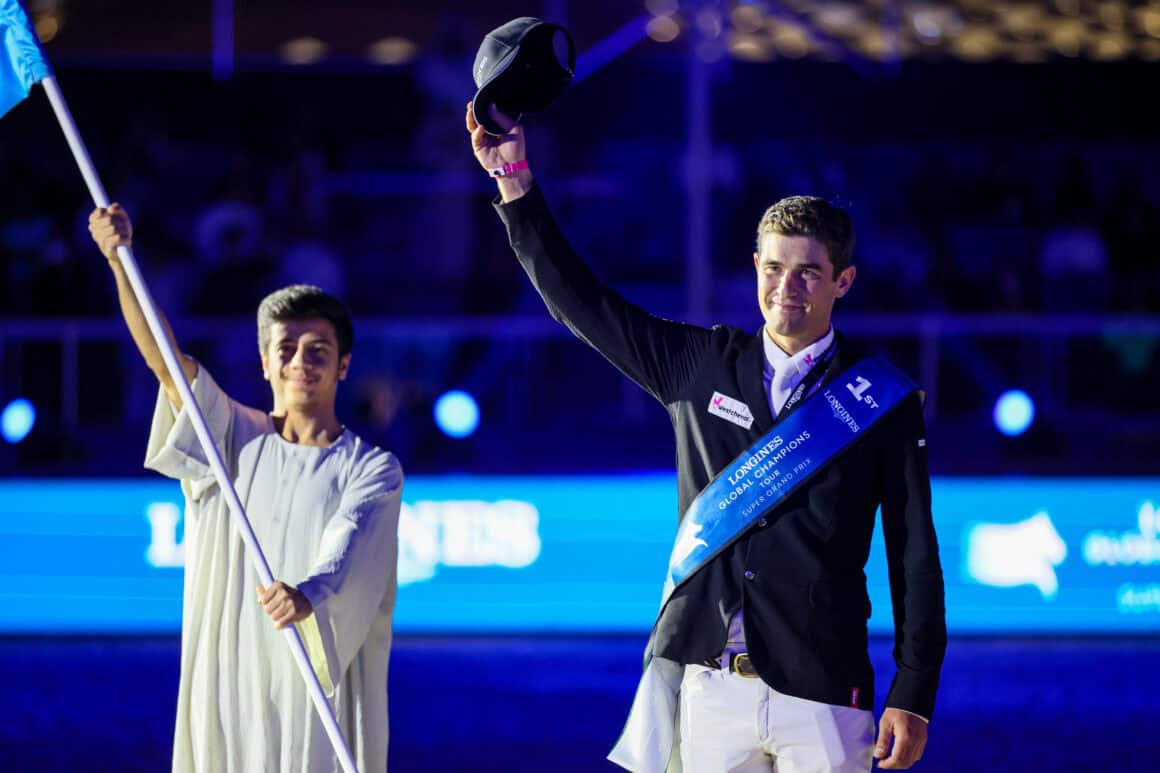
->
<box><xmin>823</xmin><ymin>390</ymin><xmax>861</xmax><ymax>433</ymax></box>
<box><xmin>142</xmin><ymin>498</ymin><xmax>543</xmax><ymax>586</ymax></box>
<box><xmin>397</xmin><ymin>500</ymin><xmax>541</xmax><ymax>586</ymax></box>
<box><xmin>724</xmin><ymin>432</ymin><xmax>811</xmax><ymax>488</ymax></box>
<box><xmin>1082</xmin><ymin>501</ymin><xmax>1160</xmax><ymax>567</ymax></box>
<box><xmin>965</xmin><ymin>511</ymin><xmax>1067</xmax><ymax>600</ymax></box>
<box><xmin>726</xmin><ymin>436</ymin><xmax>782</xmax><ymax>486</ymax></box>
<box><xmin>1117</xmin><ymin>583</ymin><xmax>1160</xmax><ymax>613</ymax></box>
<box><xmin>144</xmin><ymin>502</ymin><xmax>184</xmax><ymax>568</ymax></box>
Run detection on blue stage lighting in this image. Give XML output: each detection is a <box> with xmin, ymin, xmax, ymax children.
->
<box><xmin>2</xmin><ymin>398</ymin><xmax>36</xmax><ymax>444</ymax></box>
<box><xmin>434</xmin><ymin>390</ymin><xmax>479</xmax><ymax>439</ymax></box>
<box><xmin>993</xmin><ymin>390</ymin><xmax>1034</xmax><ymax>437</ymax></box>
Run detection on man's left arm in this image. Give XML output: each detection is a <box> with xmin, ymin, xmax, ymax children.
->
<box><xmin>259</xmin><ymin>451</ymin><xmax>404</xmax><ymax>693</ymax></box>
<box><xmin>875</xmin><ymin>392</ymin><xmax>947</xmax><ymax>769</ymax></box>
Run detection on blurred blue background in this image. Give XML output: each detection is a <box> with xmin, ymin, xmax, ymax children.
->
<box><xmin>2</xmin><ymin>1</ymin><xmax>1159</xmax><ymax>770</ymax></box>
<box><xmin>3</xmin><ymin>476</ymin><xmax>1159</xmax><ymax>633</ymax></box>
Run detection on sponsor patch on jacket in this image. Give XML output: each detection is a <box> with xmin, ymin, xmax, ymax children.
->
<box><xmin>708</xmin><ymin>391</ymin><xmax>754</xmax><ymax>430</ymax></box>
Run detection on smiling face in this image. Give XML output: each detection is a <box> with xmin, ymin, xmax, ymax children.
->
<box><xmin>260</xmin><ymin>318</ymin><xmax>350</xmax><ymax>415</ymax></box>
<box><xmin>754</xmin><ymin>233</ymin><xmax>856</xmax><ymax>355</ymax></box>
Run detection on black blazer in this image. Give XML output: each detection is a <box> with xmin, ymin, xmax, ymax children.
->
<box><xmin>496</xmin><ymin>185</ymin><xmax>946</xmax><ymax>719</ymax></box>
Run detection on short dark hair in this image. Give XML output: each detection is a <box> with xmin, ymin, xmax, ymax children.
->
<box><xmin>257</xmin><ymin>284</ymin><xmax>354</xmax><ymax>357</ymax></box>
<box><xmin>756</xmin><ymin>196</ymin><xmax>855</xmax><ymax>278</ymax></box>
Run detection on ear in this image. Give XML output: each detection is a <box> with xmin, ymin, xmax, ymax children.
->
<box><xmin>260</xmin><ymin>351</ymin><xmax>270</xmax><ymax>381</ymax></box>
<box><xmin>834</xmin><ymin>265</ymin><xmax>856</xmax><ymax>298</ymax></box>
<box><xmin>338</xmin><ymin>353</ymin><xmax>352</xmax><ymax>381</ymax></box>
<box><xmin>753</xmin><ymin>251</ymin><xmax>761</xmax><ymax>270</ymax></box>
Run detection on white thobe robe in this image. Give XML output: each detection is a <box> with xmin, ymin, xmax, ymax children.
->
<box><xmin>145</xmin><ymin>365</ymin><xmax>402</xmax><ymax>772</ymax></box>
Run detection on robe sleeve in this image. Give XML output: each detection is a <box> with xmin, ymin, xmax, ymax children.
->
<box><xmin>296</xmin><ymin>449</ymin><xmax>404</xmax><ymax>694</ymax></box>
<box><xmin>144</xmin><ymin>363</ymin><xmax>236</xmax><ymax>502</ymax></box>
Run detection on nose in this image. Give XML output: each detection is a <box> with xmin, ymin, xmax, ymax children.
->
<box><xmin>288</xmin><ymin>346</ymin><xmax>307</xmax><ymax>370</ymax></box>
<box><xmin>776</xmin><ymin>270</ymin><xmax>800</xmax><ymax>297</ymax></box>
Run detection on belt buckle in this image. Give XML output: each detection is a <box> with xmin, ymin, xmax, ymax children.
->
<box><xmin>730</xmin><ymin>652</ymin><xmax>758</xmax><ymax>678</ymax></box>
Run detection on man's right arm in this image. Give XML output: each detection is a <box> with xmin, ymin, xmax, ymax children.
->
<box><xmin>88</xmin><ymin>204</ymin><xmax>197</xmax><ymax>409</ymax></box>
<box><xmin>465</xmin><ymin>103</ymin><xmax>711</xmax><ymax>403</ymax></box>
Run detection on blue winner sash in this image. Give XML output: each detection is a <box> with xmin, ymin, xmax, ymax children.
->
<box><xmin>657</xmin><ymin>355</ymin><xmax>918</xmax><ymax>616</ymax></box>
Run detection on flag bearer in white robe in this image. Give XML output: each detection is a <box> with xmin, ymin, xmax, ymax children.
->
<box><xmin>90</xmin><ymin>204</ymin><xmax>403</xmax><ymax>773</ymax></box>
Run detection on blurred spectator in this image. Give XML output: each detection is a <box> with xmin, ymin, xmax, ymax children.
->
<box><xmin>268</xmin><ymin>122</ymin><xmax>348</xmax><ymax>299</ymax></box>
<box><xmin>1102</xmin><ymin>169</ymin><xmax>1160</xmax><ymax>312</ymax></box>
<box><xmin>409</xmin><ymin>14</ymin><xmax>479</xmax><ymax>287</ymax></box>
<box><xmin>908</xmin><ymin>152</ymin><xmax>974</xmax><ymax>309</ymax></box>
<box><xmin>1037</xmin><ymin>154</ymin><xmax>1109</xmax><ymax>311</ymax></box>
<box><xmin>274</xmin><ymin>234</ymin><xmax>346</xmax><ymax>300</ymax></box>
<box><xmin>267</xmin><ymin>107</ymin><xmax>333</xmax><ymax>230</ymax></box>
<box><xmin>965</xmin><ymin>147</ymin><xmax>1038</xmax><ymax>226</ymax></box>
<box><xmin>349</xmin><ymin>373</ymin><xmax>419</xmax><ymax>464</ymax></box>
<box><xmin>20</xmin><ymin>223</ymin><xmax>87</xmax><ymax>316</ymax></box>
<box><xmin>854</xmin><ymin>212</ymin><xmax>932</xmax><ymax>311</ymax></box>
<box><xmin>189</xmin><ymin>151</ymin><xmax>272</xmax><ymax>315</ymax></box>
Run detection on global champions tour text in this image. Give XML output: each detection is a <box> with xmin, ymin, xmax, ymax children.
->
<box><xmin>719</xmin><ymin>431</ymin><xmax>812</xmax><ymax>512</ymax></box>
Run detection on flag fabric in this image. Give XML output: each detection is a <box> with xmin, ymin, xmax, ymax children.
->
<box><xmin>0</xmin><ymin>0</ymin><xmax>51</xmax><ymax>118</ymax></box>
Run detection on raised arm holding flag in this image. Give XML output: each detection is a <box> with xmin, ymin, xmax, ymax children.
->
<box><xmin>4</xmin><ymin>2</ymin><xmax>398</xmax><ymax>770</ymax></box>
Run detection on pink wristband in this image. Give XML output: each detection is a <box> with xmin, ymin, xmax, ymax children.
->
<box><xmin>489</xmin><ymin>160</ymin><xmax>529</xmax><ymax>178</ymax></box>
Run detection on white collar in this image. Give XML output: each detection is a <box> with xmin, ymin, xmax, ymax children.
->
<box><xmin>763</xmin><ymin>326</ymin><xmax>835</xmax><ymax>377</ymax></box>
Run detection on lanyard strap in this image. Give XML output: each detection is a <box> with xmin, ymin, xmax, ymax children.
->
<box><xmin>776</xmin><ymin>337</ymin><xmax>839</xmax><ymax>419</ymax></box>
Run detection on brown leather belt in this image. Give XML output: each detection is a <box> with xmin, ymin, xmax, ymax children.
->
<box><xmin>702</xmin><ymin>652</ymin><xmax>759</xmax><ymax>678</ymax></box>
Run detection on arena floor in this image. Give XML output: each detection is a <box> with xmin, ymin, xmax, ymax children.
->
<box><xmin>1</xmin><ymin>634</ymin><xmax>1156</xmax><ymax>772</ymax></box>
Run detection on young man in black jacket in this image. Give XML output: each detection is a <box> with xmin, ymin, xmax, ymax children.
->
<box><xmin>467</xmin><ymin>103</ymin><xmax>945</xmax><ymax>773</ymax></box>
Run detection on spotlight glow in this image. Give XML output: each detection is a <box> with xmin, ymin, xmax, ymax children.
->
<box><xmin>994</xmin><ymin>390</ymin><xmax>1035</xmax><ymax>437</ymax></box>
<box><xmin>434</xmin><ymin>390</ymin><xmax>479</xmax><ymax>439</ymax></box>
<box><xmin>2</xmin><ymin>398</ymin><xmax>36</xmax><ymax>444</ymax></box>
<box><xmin>281</xmin><ymin>37</ymin><xmax>328</xmax><ymax>65</ymax></box>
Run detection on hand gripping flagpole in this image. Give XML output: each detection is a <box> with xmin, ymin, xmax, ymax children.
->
<box><xmin>39</xmin><ymin>75</ymin><xmax>360</xmax><ymax>773</ymax></box>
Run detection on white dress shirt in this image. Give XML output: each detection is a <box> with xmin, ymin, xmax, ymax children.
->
<box><xmin>762</xmin><ymin>326</ymin><xmax>835</xmax><ymax>416</ymax></box>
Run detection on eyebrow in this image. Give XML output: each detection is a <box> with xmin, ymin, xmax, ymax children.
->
<box><xmin>274</xmin><ymin>336</ymin><xmax>333</xmax><ymax>347</ymax></box>
<box><xmin>760</xmin><ymin>258</ymin><xmax>825</xmax><ymax>270</ymax></box>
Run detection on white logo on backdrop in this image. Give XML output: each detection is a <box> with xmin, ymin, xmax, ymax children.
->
<box><xmin>144</xmin><ymin>502</ymin><xmax>185</xmax><ymax>568</ymax></box>
<box><xmin>965</xmin><ymin>511</ymin><xmax>1068</xmax><ymax>600</ymax></box>
<box><xmin>144</xmin><ymin>498</ymin><xmax>543</xmax><ymax>585</ymax></box>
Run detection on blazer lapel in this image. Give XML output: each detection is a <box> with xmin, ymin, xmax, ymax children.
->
<box><xmin>738</xmin><ymin>329</ymin><xmax>775</xmax><ymax>434</ymax></box>
<box><xmin>819</xmin><ymin>330</ymin><xmax>851</xmax><ymax>389</ymax></box>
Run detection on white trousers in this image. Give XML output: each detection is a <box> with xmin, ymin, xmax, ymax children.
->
<box><xmin>678</xmin><ymin>665</ymin><xmax>875</xmax><ymax>773</ymax></box>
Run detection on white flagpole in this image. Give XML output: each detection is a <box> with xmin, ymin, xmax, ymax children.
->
<box><xmin>38</xmin><ymin>75</ymin><xmax>360</xmax><ymax>773</ymax></box>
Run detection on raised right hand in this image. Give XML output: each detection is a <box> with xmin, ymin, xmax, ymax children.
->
<box><xmin>466</xmin><ymin>101</ymin><xmax>534</xmax><ymax>202</ymax></box>
<box><xmin>466</xmin><ymin>100</ymin><xmax>525</xmax><ymax>171</ymax></box>
<box><xmin>88</xmin><ymin>204</ymin><xmax>133</xmax><ymax>264</ymax></box>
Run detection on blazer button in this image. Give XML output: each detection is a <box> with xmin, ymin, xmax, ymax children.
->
<box><xmin>744</xmin><ymin>569</ymin><xmax>756</xmax><ymax>580</ymax></box>
<box><xmin>758</xmin><ymin>517</ymin><xmax>768</xmax><ymax>527</ymax></box>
